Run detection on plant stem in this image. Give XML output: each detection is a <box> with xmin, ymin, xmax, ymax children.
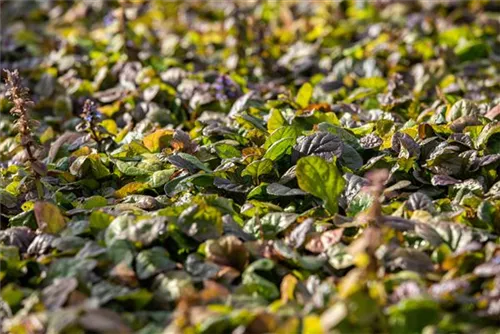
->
<box><xmin>35</xmin><ymin>179</ymin><xmax>43</xmax><ymax>199</ymax></box>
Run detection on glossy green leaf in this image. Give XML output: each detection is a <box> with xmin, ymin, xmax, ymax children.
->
<box><xmin>296</xmin><ymin>156</ymin><xmax>345</xmax><ymax>214</ymax></box>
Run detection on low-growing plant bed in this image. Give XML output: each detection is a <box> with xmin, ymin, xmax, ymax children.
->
<box><xmin>1</xmin><ymin>1</ymin><xmax>500</xmax><ymax>333</ymax></box>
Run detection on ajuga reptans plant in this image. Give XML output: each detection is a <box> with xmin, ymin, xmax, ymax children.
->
<box><xmin>3</xmin><ymin>69</ymin><xmax>45</xmax><ymax>198</ymax></box>
<box><xmin>76</xmin><ymin>99</ymin><xmax>114</xmax><ymax>151</ymax></box>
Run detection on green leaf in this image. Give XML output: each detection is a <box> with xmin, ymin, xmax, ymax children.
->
<box><xmin>136</xmin><ymin>247</ymin><xmax>176</xmax><ymax>279</ymax></box>
<box><xmin>339</xmin><ymin>144</ymin><xmax>363</xmax><ymax>170</ymax></box>
<box><xmin>89</xmin><ymin>210</ymin><xmax>114</xmax><ymax>231</ymax></box>
<box><xmin>115</xmin><ymin>182</ymin><xmax>149</xmax><ymax>198</ymax></box>
<box><xmin>267</xmin><ymin>108</ymin><xmax>286</xmax><ymax>132</ymax></box>
<box><xmin>296</xmin><ymin>156</ymin><xmax>345</xmax><ymax>214</ymax></box>
<box><xmin>1</xmin><ymin>283</ymin><xmax>24</xmax><ymax>309</ymax></box>
<box><xmin>263</xmin><ymin>137</ymin><xmax>295</xmax><ymax>161</ymax></box>
<box><xmin>318</xmin><ymin>123</ymin><xmax>361</xmax><ymax>150</ymax></box>
<box><xmin>87</xmin><ymin>154</ymin><xmax>111</xmax><ymax>179</ymax></box>
<box><xmin>106</xmin><ymin>240</ymin><xmax>136</xmax><ymax>266</ymax></box>
<box><xmin>347</xmin><ymin>192</ymin><xmax>373</xmax><ymax>217</ymax></box>
<box><xmin>243</xmin><ymin>212</ymin><xmax>297</xmax><ymax>239</ymax></box>
<box><xmin>166</xmin><ymin>153</ymin><xmax>212</xmax><ymax>173</ymax></box>
<box><xmin>148</xmin><ymin>169</ymin><xmax>176</xmax><ymax>188</ymax></box>
<box><xmin>296</xmin><ymin>82</ymin><xmax>313</xmax><ymax>108</ymax></box>
<box><xmin>46</xmin><ymin>258</ymin><xmax>97</xmax><ymax>281</ymax></box>
<box><xmin>105</xmin><ymin>215</ymin><xmax>134</xmax><ymax>246</ymax></box>
<box><xmin>242</xmin><ymin>259</ymin><xmax>279</xmax><ymax>300</ymax></box>
<box><xmin>9</xmin><ymin>210</ymin><xmax>36</xmax><ymax>229</ymax></box>
<box><xmin>344</xmin><ymin>87</ymin><xmax>376</xmax><ymax>103</ymax></box>
<box><xmin>114</xmin><ymin>160</ymin><xmax>150</xmax><ymax>176</ymax></box>
<box><xmin>264</xmin><ymin>126</ymin><xmax>301</xmax><ymax>149</ymax></box>
<box><xmin>198</xmin><ymin>315</ymin><xmax>232</xmax><ymax>334</ymax></box>
<box><xmin>241</xmin><ymin>159</ymin><xmax>274</xmax><ymax>182</ymax></box>
<box><xmin>82</xmin><ymin>196</ymin><xmax>107</xmax><ymax>210</ymax></box>
<box><xmin>477</xmin><ymin>121</ymin><xmax>500</xmax><ymax>148</ymax></box>
<box><xmin>177</xmin><ymin>204</ymin><xmax>223</xmax><ymax>242</ymax></box>
<box><xmin>357</xmin><ymin>77</ymin><xmax>387</xmax><ymax>90</ymax></box>
<box><xmin>114</xmin><ymin>288</ymin><xmax>153</xmax><ymax>309</ymax></box>
<box><xmin>454</xmin><ymin>40</ymin><xmax>489</xmax><ymax>62</ymax></box>
<box><xmin>477</xmin><ymin>200</ymin><xmax>496</xmax><ymax>230</ymax></box>
<box><xmin>446</xmin><ymin>99</ymin><xmax>478</xmax><ymax>122</ymax></box>
<box><xmin>213</xmin><ymin>143</ymin><xmax>241</xmax><ymax>159</ymax></box>
<box><xmin>387</xmin><ymin>298</ymin><xmax>441</xmax><ymax>334</ymax></box>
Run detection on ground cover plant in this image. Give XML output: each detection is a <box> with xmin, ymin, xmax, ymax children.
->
<box><xmin>1</xmin><ymin>1</ymin><xmax>500</xmax><ymax>333</ymax></box>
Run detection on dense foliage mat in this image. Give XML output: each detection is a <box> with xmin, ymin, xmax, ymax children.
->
<box><xmin>1</xmin><ymin>1</ymin><xmax>500</xmax><ymax>333</ymax></box>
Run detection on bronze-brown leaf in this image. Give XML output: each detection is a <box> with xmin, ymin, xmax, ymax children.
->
<box><xmin>205</xmin><ymin>235</ymin><xmax>249</xmax><ymax>271</ymax></box>
<box><xmin>305</xmin><ymin>229</ymin><xmax>343</xmax><ymax>253</ymax></box>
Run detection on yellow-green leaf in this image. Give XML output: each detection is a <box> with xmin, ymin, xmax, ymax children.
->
<box><xmin>115</xmin><ymin>182</ymin><xmax>148</xmax><ymax>198</ymax></box>
<box><xmin>99</xmin><ymin>101</ymin><xmax>121</xmax><ymax>117</ymax></box>
<box><xmin>296</xmin><ymin>156</ymin><xmax>345</xmax><ymax>214</ymax></box>
<box><xmin>296</xmin><ymin>82</ymin><xmax>313</xmax><ymax>108</ymax></box>
<box><xmin>143</xmin><ymin>129</ymin><xmax>174</xmax><ymax>152</ymax></box>
<box><xmin>267</xmin><ymin>108</ymin><xmax>286</xmax><ymax>132</ymax></box>
<box><xmin>101</xmin><ymin>119</ymin><xmax>118</xmax><ymax>135</ymax></box>
<box><xmin>302</xmin><ymin>315</ymin><xmax>323</xmax><ymax>334</ymax></box>
<box><xmin>34</xmin><ymin>201</ymin><xmax>66</xmax><ymax>234</ymax></box>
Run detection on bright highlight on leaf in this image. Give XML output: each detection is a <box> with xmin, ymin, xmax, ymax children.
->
<box><xmin>296</xmin><ymin>82</ymin><xmax>313</xmax><ymax>108</ymax></box>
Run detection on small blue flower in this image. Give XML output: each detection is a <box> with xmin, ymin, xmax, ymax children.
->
<box><xmin>213</xmin><ymin>75</ymin><xmax>242</xmax><ymax>101</ymax></box>
<box><xmin>103</xmin><ymin>13</ymin><xmax>115</xmax><ymax>27</ymax></box>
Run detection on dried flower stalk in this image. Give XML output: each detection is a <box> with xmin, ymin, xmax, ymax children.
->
<box><xmin>360</xmin><ymin>169</ymin><xmax>389</xmax><ymax>226</ymax></box>
<box><xmin>3</xmin><ymin>69</ymin><xmax>45</xmax><ymax>198</ymax></box>
<box><xmin>348</xmin><ymin>169</ymin><xmax>389</xmax><ymax>275</ymax></box>
<box><xmin>4</xmin><ymin>69</ymin><xmax>37</xmax><ymax>162</ymax></box>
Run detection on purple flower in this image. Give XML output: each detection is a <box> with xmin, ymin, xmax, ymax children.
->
<box><xmin>212</xmin><ymin>75</ymin><xmax>242</xmax><ymax>101</ymax></box>
<box><xmin>103</xmin><ymin>13</ymin><xmax>115</xmax><ymax>27</ymax></box>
